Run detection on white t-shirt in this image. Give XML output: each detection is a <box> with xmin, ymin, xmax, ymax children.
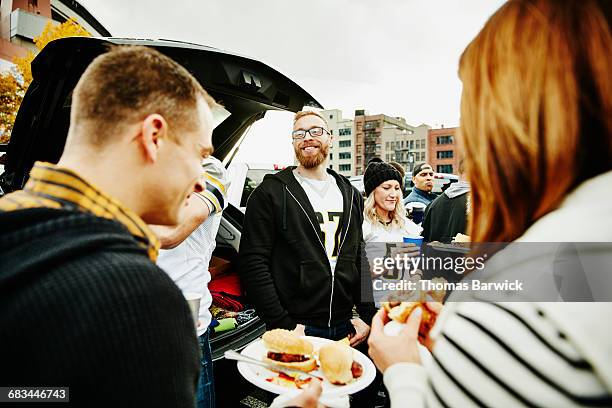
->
<box><xmin>157</xmin><ymin>212</ymin><xmax>222</xmax><ymax>337</ymax></box>
<box><xmin>363</xmin><ymin>218</ymin><xmax>423</xmax><ymax>306</ymax></box>
<box><xmin>293</xmin><ymin>170</ymin><xmax>344</xmax><ymax>272</ymax></box>
<box><xmin>362</xmin><ymin>218</ymin><xmax>422</xmax><ymax>243</ymax></box>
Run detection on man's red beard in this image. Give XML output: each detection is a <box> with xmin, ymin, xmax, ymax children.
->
<box><xmin>294</xmin><ymin>141</ymin><xmax>329</xmax><ymax>169</ymax></box>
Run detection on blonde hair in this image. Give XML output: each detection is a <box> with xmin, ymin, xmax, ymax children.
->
<box><xmin>364</xmin><ymin>192</ymin><xmax>408</xmax><ymax>230</ymax></box>
<box><xmin>293</xmin><ymin>111</ymin><xmax>329</xmax><ymax>129</ymax></box>
<box><xmin>459</xmin><ymin>0</ymin><xmax>612</xmax><ymax>243</ymax></box>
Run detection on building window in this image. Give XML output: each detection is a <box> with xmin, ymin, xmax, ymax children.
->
<box><xmin>437</xmin><ymin>164</ymin><xmax>453</xmax><ymax>173</ymax></box>
<box><xmin>437</xmin><ymin>150</ymin><xmax>454</xmax><ymax>159</ymax></box>
<box><xmin>339</xmin><ymin>128</ymin><xmax>352</xmax><ymax>136</ymax></box>
<box><xmin>339</xmin><ymin>140</ymin><xmax>351</xmax><ymax>147</ymax></box>
<box><xmin>421</xmin><ymin>138</ymin><xmax>426</xmax><ymax>146</ymax></box>
<box><xmin>385</xmin><ymin>142</ymin><xmax>390</xmax><ymax>150</ymax></box>
<box><xmin>415</xmin><ymin>140</ymin><xmax>420</xmax><ymax>149</ymax></box>
<box><xmin>410</xmin><ymin>140</ymin><xmax>414</xmax><ymax>149</ymax></box>
<box><xmin>339</xmin><ymin>152</ymin><xmax>351</xmax><ymax>160</ymax></box>
<box><xmin>437</xmin><ymin>135</ymin><xmax>454</xmax><ymax>145</ymax></box>
<box><xmin>329</xmin><ymin>114</ymin><xmax>334</xmax><ymax>119</ymax></box>
<box><xmin>364</xmin><ymin>120</ymin><xmax>379</xmax><ymax>130</ymax></box>
<box><xmin>401</xmin><ymin>141</ymin><xmax>405</xmax><ymax>149</ymax></box>
<box><xmin>329</xmin><ymin>153</ymin><xmax>333</xmax><ymax>160</ymax></box>
<box><xmin>339</xmin><ymin>164</ymin><xmax>351</xmax><ymax>172</ymax></box>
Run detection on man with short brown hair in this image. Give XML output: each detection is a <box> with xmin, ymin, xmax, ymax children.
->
<box><xmin>0</xmin><ymin>45</ymin><xmax>214</xmax><ymax>406</ymax></box>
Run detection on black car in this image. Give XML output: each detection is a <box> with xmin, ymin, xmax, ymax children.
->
<box><xmin>0</xmin><ymin>36</ymin><xmax>322</xmax><ymax>406</ymax></box>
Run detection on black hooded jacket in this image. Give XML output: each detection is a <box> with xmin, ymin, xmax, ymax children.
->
<box><xmin>238</xmin><ymin>167</ymin><xmax>376</xmax><ymax>330</ymax></box>
<box><xmin>0</xmin><ymin>208</ymin><xmax>199</xmax><ymax>407</ymax></box>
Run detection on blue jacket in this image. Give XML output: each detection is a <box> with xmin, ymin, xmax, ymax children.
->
<box><xmin>403</xmin><ymin>187</ymin><xmax>437</xmax><ymax>206</ymax></box>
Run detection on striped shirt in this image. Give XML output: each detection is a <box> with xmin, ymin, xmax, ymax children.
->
<box><xmin>384</xmin><ymin>302</ymin><xmax>612</xmax><ymax>408</ymax></box>
<box><xmin>0</xmin><ymin>161</ymin><xmax>160</xmax><ymax>261</ymax></box>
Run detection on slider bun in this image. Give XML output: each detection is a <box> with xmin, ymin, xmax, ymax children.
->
<box><xmin>319</xmin><ymin>342</ymin><xmax>354</xmax><ymax>385</ymax></box>
<box><xmin>263</xmin><ymin>357</ymin><xmax>318</xmax><ymax>373</ymax></box>
<box><xmin>262</xmin><ymin>329</ymin><xmax>314</xmax><ymax>355</ymax></box>
<box><xmin>385</xmin><ymin>302</ymin><xmax>434</xmax><ymax>324</ymax></box>
<box><xmin>386</xmin><ymin>302</ymin><xmax>420</xmax><ymax>322</ymax></box>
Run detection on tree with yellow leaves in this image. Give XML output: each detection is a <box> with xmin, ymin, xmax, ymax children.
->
<box><xmin>0</xmin><ymin>18</ymin><xmax>89</xmax><ymax>142</ymax></box>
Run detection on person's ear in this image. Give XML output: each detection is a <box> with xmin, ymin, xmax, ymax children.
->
<box><xmin>139</xmin><ymin>114</ymin><xmax>168</xmax><ymax>163</ymax></box>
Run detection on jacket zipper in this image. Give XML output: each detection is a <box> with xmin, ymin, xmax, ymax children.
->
<box><xmin>284</xmin><ymin>186</ymin><xmax>327</xmax><ymax>254</ymax></box>
<box><xmin>329</xmin><ymin>189</ymin><xmax>354</xmax><ymax>327</ymax></box>
<box><xmin>285</xmin><ymin>186</ymin><xmax>354</xmax><ymax>328</ymax></box>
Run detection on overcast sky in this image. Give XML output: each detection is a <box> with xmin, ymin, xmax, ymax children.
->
<box><xmin>79</xmin><ymin>0</ymin><xmax>505</xmax><ymax>164</ymax></box>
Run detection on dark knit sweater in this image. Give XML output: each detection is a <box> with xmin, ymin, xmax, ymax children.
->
<box><xmin>0</xmin><ymin>208</ymin><xmax>199</xmax><ymax>407</ymax></box>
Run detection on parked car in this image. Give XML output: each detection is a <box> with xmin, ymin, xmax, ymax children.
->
<box><xmin>226</xmin><ymin>162</ymin><xmax>283</xmax><ymax>212</ymax></box>
<box><xmin>0</xmin><ymin>36</ymin><xmax>322</xmax><ymax>406</ymax></box>
<box><xmin>404</xmin><ymin>171</ymin><xmax>459</xmax><ymax>195</ymax></box>
<box><xmin>348</xmin><ymin>175</ymin><xmax>365</xmax><ymax>196</ymax></box>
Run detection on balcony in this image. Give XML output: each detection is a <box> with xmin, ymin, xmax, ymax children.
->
<box><xmin>10</xmin><ymin>9</ymin><xmax>54</xmax><ymax>42</ymax></box>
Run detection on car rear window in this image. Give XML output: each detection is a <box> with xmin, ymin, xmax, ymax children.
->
<box><xmin>240</xmin><ymin>169</ymin><xmax>279</xmax><ymax>207</ymax></box>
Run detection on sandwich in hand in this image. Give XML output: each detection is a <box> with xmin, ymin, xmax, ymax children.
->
<box><xmin>382</xmin><ymin>301</ymin><xmax>442</xmax><ymax>344</ymax></box>
<box><xmin>318</xmin><ymin>342</ymin><xmax>363</xmax><ymax>385</ymax></box>
<box><xmin>262</xmin><ymin>329</ymin><xmax>317</xmax><ymax>372</ymax></box>
<box><xmin>382</xmin><ymin>280</ymin><xmax>446</xmax><ymax>342</ymax></box>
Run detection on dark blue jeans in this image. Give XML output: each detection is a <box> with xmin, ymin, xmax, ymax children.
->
<box><xmin>196</xmin><ymin>329</ymin><xmax>215</xmax><ymax>408</ymax></box>
<box><xmin>304</xmin><ymin>320</ymin><xmax>355</xmax><ymax>341</ymax></box>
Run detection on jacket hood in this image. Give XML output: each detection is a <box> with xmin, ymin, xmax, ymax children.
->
<box><xmin>268</xmin><ymin>166</ymin><xmax>350</xmax><ymax>187</ymax></box>
<box><xmin>445</xmin><ymin>180</ymin><xmax>470</xmax><ymax>198</ymax></box>
<box><xmin>259</xmin><ymin>166</ymin><xmax>357</xmax><ymax>240</ymax></box>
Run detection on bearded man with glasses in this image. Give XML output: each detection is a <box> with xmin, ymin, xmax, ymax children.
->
<box><xmin>239</xmin><ymin>110</ymin><xmax>376</xmax><ymax>346</ymax></box>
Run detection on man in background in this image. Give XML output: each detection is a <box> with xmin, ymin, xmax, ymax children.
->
<box><xmin>422</xmin><ymin>159</ymin><xmax>470</xmax><ymax>243</ymax></box>
<box><xmin>404</xmin><ymin>162</ymin><xmax>437</xmax><ymax>206</ymax></box>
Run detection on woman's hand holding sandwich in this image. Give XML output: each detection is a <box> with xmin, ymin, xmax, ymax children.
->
<box><xmin>367</xmin><ymin>306</ymin><xmax>422</xmax><ymax>373</ymax></box>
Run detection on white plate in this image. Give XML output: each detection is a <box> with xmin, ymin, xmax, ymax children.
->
<box><xmin>236</xmin><ymin>336</ymin><xmax>376</xmax><ymax>398</ymax></box>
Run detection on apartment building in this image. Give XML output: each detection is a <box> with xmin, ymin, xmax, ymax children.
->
<box><xmin>428</xmin><ymin>126</ymin><xmax>460</xmax><ymax>174</ymax></box>
<box><xmin>321</xmin><ymin>109</ymin><xmax>354</xmax><ymax>177</ymax></box>
<box><xmin>1</xmin><ymin>0</ymin><xmax>109</xmax><ymax>66</ymax></box>
<box><xmin>383</xmin><ymin>123</ymin><xmax>430</xmax><ymax>174</ymax></box>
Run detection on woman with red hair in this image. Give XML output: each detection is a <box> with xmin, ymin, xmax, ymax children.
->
<box><xmin>368</xmin><ymin>1</ymin><xmax>612</xmax><ymax>407</ymax></box>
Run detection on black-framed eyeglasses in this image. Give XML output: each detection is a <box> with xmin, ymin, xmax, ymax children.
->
<box><xmin>291</xmin><ymin>127</ymin><xmax>330</xmax><ymax>140</ymax></box>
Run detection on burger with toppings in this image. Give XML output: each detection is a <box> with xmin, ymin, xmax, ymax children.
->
<box><xmin>262</xmin><ymin>329</ymin><xmax>317</xmax><ymax>372</ymax></box>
